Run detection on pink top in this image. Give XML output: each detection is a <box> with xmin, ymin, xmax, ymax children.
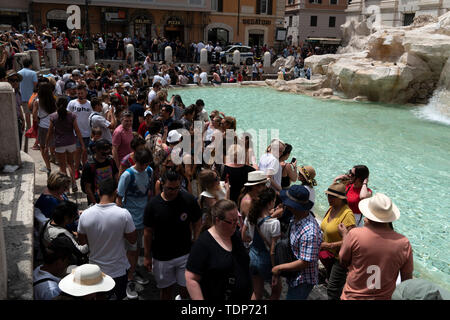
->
<box><xmin>339</xmin><ymin>226</ymin><xmax>414</xmax><ymax>300</ymax></box>
<box><xmin>112</xmin><ymin>124</ymin><xmax>133</xmax><ymax>162</ymax></box>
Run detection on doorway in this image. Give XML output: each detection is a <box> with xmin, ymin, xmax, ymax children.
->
<box><xmin>249</xmin><ymin>33</ymin><xmax>264</xmax><ymax>47</ymax></box>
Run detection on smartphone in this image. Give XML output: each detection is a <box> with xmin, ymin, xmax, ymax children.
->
<box><xmin>291</xmin><ymin>157</ymin><xmax>296</xmax><ymax>163</ymax></box>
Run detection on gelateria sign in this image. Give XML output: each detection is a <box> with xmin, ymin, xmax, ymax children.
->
<box><xmin>242</xmin><ymin>19</ymin><xmax>271</xmax><ymax>25</ymax></box>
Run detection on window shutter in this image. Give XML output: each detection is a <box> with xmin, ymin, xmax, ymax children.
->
<box><xmin>256</xmin><ymin>0</ymin><xmax>261</xmax><ymax>14</ymax></box>
<box><xmin>268</xmin><ymin>0</ymin><xmax>273</xmax><ymax>15</ymax></box>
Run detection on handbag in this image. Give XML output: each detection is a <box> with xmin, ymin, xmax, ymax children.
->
<box><xmin>273</xmin><ymin>222</ymin><xmax>297</xmax><ymax>277</ymax></box>
<box><xmin>319</xmin><ymin>250</ymin><xmax>335</xmax><ymax>271</ymax></box>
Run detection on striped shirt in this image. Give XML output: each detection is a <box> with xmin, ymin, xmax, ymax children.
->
<box><xmin>288</xmin><ymin>213</ymin><xmax>323</xmax><ymax>287</ymax></box>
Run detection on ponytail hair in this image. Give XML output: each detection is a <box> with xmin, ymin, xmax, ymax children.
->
<box><xmin>56</xmin><ymin>97</ymin><xmax>68</xmax><ymax>120</ymax></box>
<box><xmin>247</xmin><ymin>188</ymin><xmax>276</xmax><ymax>225</ymax></box>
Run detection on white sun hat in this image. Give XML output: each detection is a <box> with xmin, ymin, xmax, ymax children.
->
<box><xmin>358</xmin><ymin>193</ymin><xmax>400</xmax><ymax>223</ymax></box>
<box><xmin>59</xmin><ymin>264</ymin><xmax>115</xmax><ymax>297</ymax></box>
<box><xmin>244</xmin><ymin>171</ymin><xmax>268</xmax><ymax>187</ymax></box>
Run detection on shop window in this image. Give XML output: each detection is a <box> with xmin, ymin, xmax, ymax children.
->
<box><xmin>208</xmin><ymin>28</ymin><xmax>229</xmax><ymax>45</ymax></box>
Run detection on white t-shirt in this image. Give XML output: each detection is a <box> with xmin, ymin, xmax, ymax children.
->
<box><xmin>152</xmin><ymin>75</ymin><xmax>167</xmax><ymax>86</ymax></box>
<box><xmin>200</xmin><ymin>72</ymin><xmax>208</xmax><ymax>84</ymax></box>
<box><xmin>89</xmin><ymin>112</ymin><xmax>112</xmax><ymax>142</ymax></box>
<box><xmin>37</xmin><ymin>99</ymin><xmax>51</xmax><ymax>129</ymax></box>
<box><xmin>43</xmin><ymin>39</ymin><xmax>53</xmax><ymax>49</ymax></box>
<box><xmin>67</xmin><ymin>99</ymin><xmax>93</xmax><ymax>138</ymax></box>
<box><xmin>78</xmin><ymin>203</ymin><xmax>136</xmax><ymax>278</ymax></box>
<box><xmin>244</xmin><ymin>216</ymin><xmax>281</xmax><ymax>252</ymax></box>
<box><xmin>33</xmin><ymin>266</ymin><xmax>61</xmax><ymax>300</ymax></box>
<box><xmin>148</xmin><ymin>89</ymin><xmax>157</xmax><ymax>104</ymax></box>
<box><xmin>305</xmin><ymin>185</ymin><xmax>316</xmax><ymax>213</ymax></box>
<box><xmin>193</xmin><ymin>73</ymin><xmax>200</xmax><ymax>84</ymax></box>
<box><xmin>258</xmin><ymin>153</ymin><xmax>282</xmax><ymax>188</ymax></box>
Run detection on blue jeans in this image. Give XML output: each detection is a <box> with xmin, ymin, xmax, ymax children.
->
<box><xmin>286</xmin><ymin>283</ymin><xmax>314</xmax><ymax>300</ymax></box>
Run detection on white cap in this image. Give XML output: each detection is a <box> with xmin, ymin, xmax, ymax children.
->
<box><xmin>167</xmin><ymin>130</ymin><xmax>182</xmax><ymax>144</ymax></box>
<box><xmin>123</xmin><ymin>82</ymin><xmax>131</xmax><ymax>88</ymax></box>
<box><xmin>144</xmin><ymin>110</ymin><xmax>152</xmax><ymax>118</ymax></box>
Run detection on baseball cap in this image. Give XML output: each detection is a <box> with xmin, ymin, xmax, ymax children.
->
<box><xmin>144</xmin><ymin>110</ymin><xmax>152</xmax><ymax>118</ymax></box>
<box><xmin>65</xmin><ymin>81</ymin><xmax>77</xmax><ymax>90</ymax></box>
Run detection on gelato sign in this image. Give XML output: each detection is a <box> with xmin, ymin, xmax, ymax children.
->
<box><xmin>66</xmin><ymin>5</ymin><xmax>81</xmax><ymax>30</ymax></box>
<box><xmin>242</xmin><ymin>19</ymin><xmax>271</xmax><ymax>25</ymax></box>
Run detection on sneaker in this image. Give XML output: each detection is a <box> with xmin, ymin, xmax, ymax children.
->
<box><xmin>126</xmin><ymin>281</ymin><xmax>138</xmax><ymax>299</ymax></box>
<box><xmin>39</xmin><ymin>166</ymin><xmax>49</xmax><ymax>173</ymax></box>
<box><xmin>134</xmin><ymin>273</ymin><xmax>149</xmax><ymax>286</ymax></box>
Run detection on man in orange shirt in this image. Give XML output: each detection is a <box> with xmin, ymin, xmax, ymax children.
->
<box><xmin>338</xmin><ymin>193</ymin><xmax>414</xmax><ymax>300</ymax></box>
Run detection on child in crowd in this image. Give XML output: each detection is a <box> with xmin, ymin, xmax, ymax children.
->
<box><xmin>88</xmin><ymin>127</ymin><xmax>103</xmax><ymax>156</ymax></box>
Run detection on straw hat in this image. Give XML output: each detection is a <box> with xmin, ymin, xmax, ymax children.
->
<box><xmin>244</xmin><ymin>171</ymin><xmax>268</xmax><ymax>186</ymax></box>
<box><xmin>358</xmin><ymin>193</ymin><xmax>400</xmax><ymax>223</ymax></box>
<box><xmin>324</xmin><ymin>182</ymin><xmax>347</xmax><ymax>200</ymax></box>
<box><xmin>42</xmin><ymin>31</ymin><xmax>52</xmax><ymax>37</ymax></box>
<box><xmin>298</xmin><ymin>165</ymin><xmax>316</xmax><ymax>186</ymax></box>
<box><xmin>59</xmin><ymin>264</ymin><xmax>115</xmax><ymax>297</ymax></box>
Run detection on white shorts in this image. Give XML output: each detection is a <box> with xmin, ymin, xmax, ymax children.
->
<box><xmin>55</xmin><ymin>144</ymin><xmax>76</xmax><ymax>153</ymax></box>
<box><xmin>152</xmin><ymin>254</ymin><xmax>189</xmax><ymax>289</ymax></box>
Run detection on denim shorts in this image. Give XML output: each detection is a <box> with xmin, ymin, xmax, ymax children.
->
<box><xmin>249</xmin><ymin>246</ymin><xmax>273</xmax><ymax>281</ymax></box>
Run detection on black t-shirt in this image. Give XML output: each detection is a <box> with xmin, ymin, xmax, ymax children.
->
<box><xmin>186</xmin><ymin>230</ymin><xmax>252</xmax><ymax>301</ymax></box>
<box><xmin>81</xmin><ymin>156</ymin><xmax>118</xmax><ymax>195</ymax></box>
<box><xmin>144</xmin><ymin>190</ymin><xmax>202</xmax><ymax>261</ymax></box>
<box><xmin>128</xmin><ymin>103</ymin><xmax>145</xmax><ymax>132</ymax></box>
<box><xmin>221</xmin><ymin>165</ymin><xmax>255</xmax><ymax>204</ymax></box>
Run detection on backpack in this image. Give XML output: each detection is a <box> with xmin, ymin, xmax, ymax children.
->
<box><xmin>123</xmin><ymin>166</ymin><xmax>153</xmax><ymax>201</ymax></box>
<box><xmin>80</xmin><ymin>156</ymin><xmax>115</xmax><ymax>194</ymax></box>
<box><xmin>273</xmin><ymin>222</ymin><xmax>297</xmax><ymax>277</ymax></box>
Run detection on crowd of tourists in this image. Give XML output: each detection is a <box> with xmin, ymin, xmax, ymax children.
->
<box><xmin>18</xmin><ymin>60</ymin><xmax>446</xmax><ymax>302</ymax></box>
<box><xmin>3</xmin><ymin>25</ymin><xmax>446</xmax><ymax>302</ymax></box>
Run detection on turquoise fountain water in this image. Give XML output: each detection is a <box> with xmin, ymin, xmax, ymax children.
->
<box><xmin>169</xmin><ymin>86</ymin><xmax>450</xmax><ymax>290</ymax></box>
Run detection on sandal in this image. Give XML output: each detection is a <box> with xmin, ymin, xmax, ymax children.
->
<box><xmin>31</xmin><ymin>145</ymin><xmax>40</xmax><ymax>150</ymax></box>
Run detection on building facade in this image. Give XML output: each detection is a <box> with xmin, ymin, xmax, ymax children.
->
<box><xmin>346</xmin><ymin>0</ymin><xmax>450</xmax><ymax>27</ymax></box>
<box><xmin>206</xmin><ymin>0</ymin><xmax>285</xmax><ymax>47</ymax></box>
<box><xmin>22</xmin><ymin>0</ymin><xmax>285</xmax><ymax>47</ymax></box>
<box><xmin>285</xmin><ymin>0</ymin><xmax>348</xmax><ymax>46</ymax></box>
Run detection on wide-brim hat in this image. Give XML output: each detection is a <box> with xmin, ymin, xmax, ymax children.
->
<box><xmin>244</xmin><ymin>170</ymin><xmax>268</xmax><ymax>186</ymax></box>
<box><xmin>7</xmin><ymin>70</ymin><xmax>23</xmax><ymax>82</ymax></box>
<box><xmin>42</xmin><ymin>31</ymin><xmax>52</xmax><ymax>37</ymax></box>
<box><xmin>280</xmin><ymin>185</ymin><xmax>314</xmax><ymax>211</ymax></box>
<box><xmin>298</xmin><ymin>165</ymin><xmax>317</xmax><ymax>186</ymax></box>
<box><xmin>358</xmin><ymin>193</ymin><xmax>400</xmax><ymax>223</ymax></box>
<box><xmin>59</xmin><ymin>264</ymin><xmax>115</xmax><ymax>297</ymax></box>
<box><xmin>324</xmin><ymin>182</ymin><xmax>347</xmax><ymax>200</ymax></box>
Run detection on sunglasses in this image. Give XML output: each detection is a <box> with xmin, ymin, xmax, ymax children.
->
<box><xmin>220</xmin><ymin>218</ymin><xmax>238</xmax><ymax>225</ymax></box>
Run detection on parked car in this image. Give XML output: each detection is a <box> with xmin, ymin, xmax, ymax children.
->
<box><xmin>220</xmin><ymin>45</ymin><xmax>254</xmax><ymax>65</ymax></box>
